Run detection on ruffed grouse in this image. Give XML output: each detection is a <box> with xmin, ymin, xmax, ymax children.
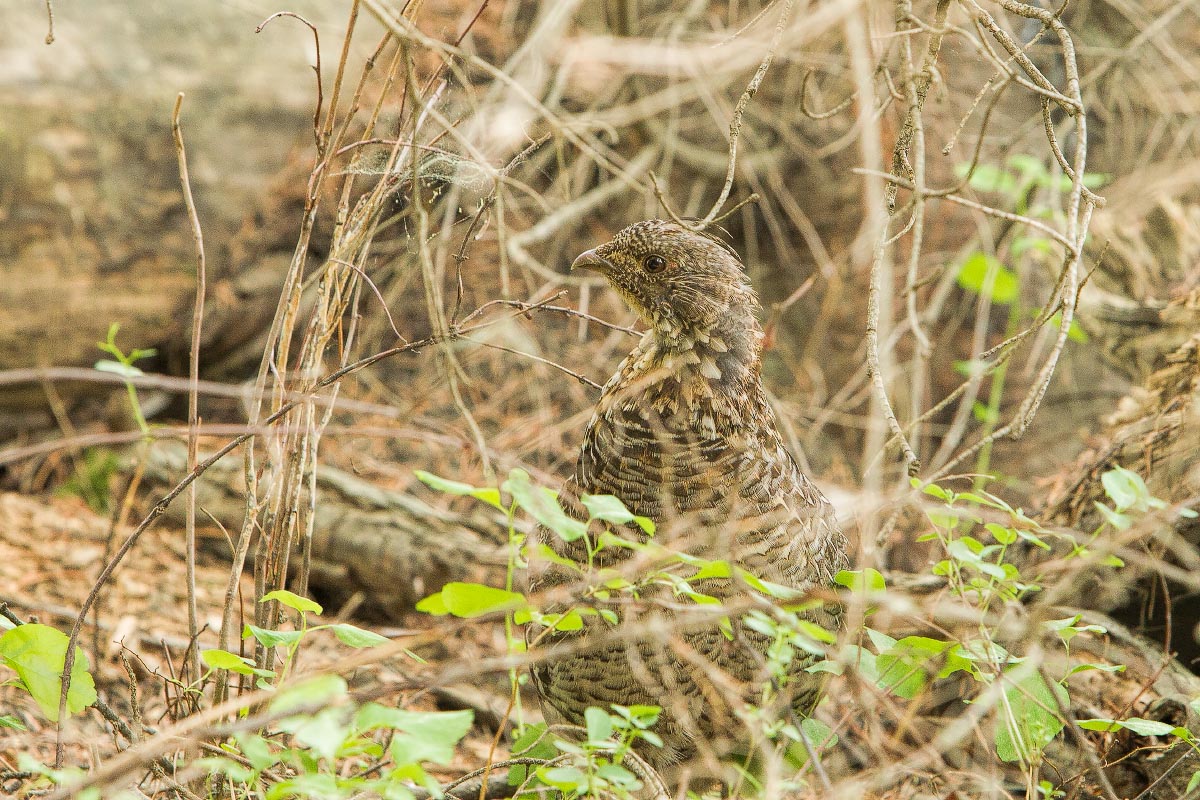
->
<box><xmin>530</xmin><ymin>219</ymin><xmax>848</xmax><ymax>773</ymax></box>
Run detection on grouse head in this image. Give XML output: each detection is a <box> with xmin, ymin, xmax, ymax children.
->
<box><xmin>572</xmin><ymin>219</ymin><xmax>762</xmax><ymax>348</ymax></box>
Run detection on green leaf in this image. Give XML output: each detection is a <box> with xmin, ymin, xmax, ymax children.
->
<box><xmin>596</xmin><ymin>762</ymin><xmax>639</xmax><ymax>787</ymax></box>
<box><xmin>580</xmin><ymin>494</ymin><xmax>634</xmax><ymax>524</ymax></box>
<box><xmin>355</xmin><ymin>702</ymin><xmax>409</xmax><ymax>733</ymax></box>
<box><xmin>794</xmin><ymin>619</ymin><xmax>838</xmax><ymax>646</ymax></box>
<box><xmin>585</xmin><ymin>707</ymin><xmax>613</xmax><ymax>743</ymax></box>
<box><xmin>233</xmin><ymin>733</ymin><xmax>278</xmax><ymax>771</ymax></box>
<box><xmin>242</xmin><ymin>624</ymin><xmax>303</xmax><ymax>649</ymax></box>
<box><xmin>0</xmin><ymin>624</ymin><xmax>97</xmax><ymax>722</ymax></box>
<box><xmin>510</xmin><ymin>722</ymin><xmax>553</xmax><ymax>754</ymax></box>
<box><xmin>690</xmin><ymin>558</ymin><xmax>732</xmax><ymax>581</ymax></box>
<box><xmin>957</xmin><ymin>252</ymin><xmax>1019</xmax><ymax>305</ymax></box>
<box><xmin>799</xmin><ymin>716</ymin><xmax>838</xmax><ymax>750</ymax></box>
<box><xmin>201</xmin><ymin>649</ymin><xmax>275</xmax><ymax>678</ymax></box>
<box><xmin>1016</xmin><ymin>527</ymin><xmax>1051</xmax><ymax>549</ymax></box>
<box><xmin>734</xmin><ymin>568</ymin><xmax>803</xmax><ymax>600</ymax></box>
<box><xmin>328</xmin><ymin>623</ymin><xmax>389</xmax><ymax>648</ymax></box>
<box><xmin>438</xmin><ymin>582</ymin><xmax>527</xmax><ymax>618</ymax></box>
<box><xmin>679</xmin><ymin>587</ymin><xmax>721</xmax><ymax>606</ymax></box>
<box><xmin>1011</xmin><ymin>236</ymin><xmax>1053</xmax><ymax>257</ymax></box>
<box><xmin>959</xmin><ymin>162</ymin><xmax>1019</xmax><ymax>195</ymax></box>
<box><xmin>540</xmin><ymin>766</ymin><xmax>588</xmax><ymax>790</ymax></box>
<box><xmin>961</xmin><ymin>490</ymin><xmax>1013</xmax><ymax>513</ymax></box>
<box><xmin>1049</xmin><ymin>311</ymin><xmax>1088</xmax><ymax>343</ymax></box>
<box><xmin>973</xmin><ymin>400</ymin><xmax>998</xmax><ymax>424</ymax></box>
<box><xmin>985</xmin><ymin>523</ymin><xmax>1017</xmax><ymax>545</ymax></box>
<box><xmin>266</xmin><ymin>772</ymin><xmax>342</xmax><ymax>800</ymax></box>
<box><xmin>928</xmin><ymin>510</ymin><xmax>961</xmax><ymax>530</ymax></box>
<box><xmin>0</xmin><ymin>714</ymin><xmax>27</xmax><ymax>730</ymax></box>
<box><xmin>918</xmin><ymin>480</ymin><xmax>950</xmax><ymax>500</ymax></box>
<box><xmin>1114</xmin><ymin>717</ymin><xmax>1177</xmax><ymax>737</ymax></box>
<box><xmin>507</xmin><ymin>723</ymin><xmax>555</xmax><ymax>786</ymax></box>
<box><xmin>875</xmin><ymin>637</ymin><xmax>953</xmax><ymax>699</ymax></box>
<box><xmin>865</xmin><ymin>628</ymin><xmax>898</xmax><ymax>653</ymax></box>
<box><xmin>261</xmin><ymin>590</ymin><xmax>322</xmax><ymax>616</ymax></box>
<box><xmin>536</xmin><ymin>610</ymin><xmax>584</xmax><ymax>632</ymax></box>
<box><xmin>94</xmin><ymin>359</ymin><xmax>145</xmax><ymax>378</ymax></box>
<box><xmin>1067</xmin><ymin>663</ymin><xmax>1125</xmax><ymax>676</ymax></box>
<box><xmin>835</xmin><ymin>568</ymin><xmax>886</xmax><ymax>593</ymax></box>
<box><xmin>937</xmin><ymin>647</ymin><xmax>975</xmax><ymax>679</ymax></box>
<box><xmin>1187</xmin><ymin>770</ymin><xmax>1200</xmax><ymax>795</ymax></box>
<box><xmin>613</xmin><ymin>704</ymin><xmax>661</xmax><ymax>728</ymax></box>
<box><xmin>388</xmin><ymin>709</ymin><xmax>474</xmax><ymax>766</ymax></box>
<box><xmin>1044</xmin><ymin>616</ymin><xmax>1106</xmax><ymax>648</ymax></box>
<box><xmin>1076</xmin><ymin>718</ymin><xmax>1117</xmax><ymax>733</ymax></box>
<box><xmin>995</xmin><ymin>670</ymin><xmax>1067</xmax><ymax>763</ymax></box>
<box><xmin>414</xmin><ymin>470</ymin><xmax>504</xmax><ymax>510</ymax></box>
<box><xmin>414</xmin><ymin>591</ymin><xmax>449</xmax><ymax>616</ymax></box>
<box><xmin>277</xmin><ymin>706</ymin><xmax>350</xmax><ymax>762</ymax></box>
<box><xmin>1093</xmin><ymin>501</ymin><xmax>1131</xmax><ymax>531</ymax></box>
<box><xmin>1101</xmin><ymin>466</ymin><xmax>1149</xmax><ymax>512</ymax></box>
<box><xmin>957</xmin><ymin>639</ymin><xmax>1016</xmax><ymax>665</ymax></box>
<box><xmin>503</xmin><ymin>469</ymin><xmax>588</xmax><ymax>542</ymax></box>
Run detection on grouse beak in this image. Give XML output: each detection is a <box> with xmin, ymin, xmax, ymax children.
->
<box><xmin>571</xmin><ymin>249</ymin><xmax>614</xmax><ymax>274</ymax></box>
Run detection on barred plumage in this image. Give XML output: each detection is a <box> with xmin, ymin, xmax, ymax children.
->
<box><xmin>531</xmin><ymin>220</ymin><xmax>848</xmax><ymax>772</ymax></box>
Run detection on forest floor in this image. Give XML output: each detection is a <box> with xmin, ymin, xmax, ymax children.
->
<box><xmin>0</xmin><ymin>490</ymin><xmax>512</xmax><ymax>787</ymax></box>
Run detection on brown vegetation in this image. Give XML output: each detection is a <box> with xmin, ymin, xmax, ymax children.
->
<box><xmin>1</xmin><ymin>0</ymin><xmax>1198</xmax><ymax>798</ymax></box>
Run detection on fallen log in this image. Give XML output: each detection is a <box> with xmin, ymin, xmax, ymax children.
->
<box><xmin>139</xmin><ymin>441</ymin><xmax>511</xmax><ymax>618</ymax></box>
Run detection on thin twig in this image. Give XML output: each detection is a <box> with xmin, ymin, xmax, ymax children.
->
<box><xmin>43</xmin><ymin>0</ymin><xmax>55</xmax><ymax>44</ymax></box>
<box><xmin>852</xmin><ymin>168</ymin><xmax>1077</xmax><ymax>251</ymax></box>
<box><xmin>692</xmin><ymin>0</ymin><xmax>795</xmax><ymax>230</ymax></box>
<box><xmin>256</xmin><ymin>12</ymin><xmax>325</xmax><ymax>154</ymax></box>
<box><xmin>867</xmin><ymin>221</ymin><xmax>921</xmax><ymax>476</ymax></box>
<box><xmin>171</xmin><ymin>92</ymin><xmax>206</xmax><ymax>692</ymax></box>
<box><xmin>462</xmin><ymin>338</ymin><xmax>602</xmax><ymax>390</ymax></box>
<box><xmin>799</xmin><ymin>69</ymin><xmax>855</xmax><ymax>120</ymax></box>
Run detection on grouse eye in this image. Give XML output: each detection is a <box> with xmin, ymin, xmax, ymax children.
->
<box><xmin>643</xmin><ymin>254</ymin><xmax>668</xmax><ymax>274</ymax></box>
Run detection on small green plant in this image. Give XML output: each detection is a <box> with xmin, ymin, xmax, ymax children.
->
<box><xmin>95</xmin><ymin>322</ymin><xmax>157</xmax><ymax>436</ymax></box>
<box><xmin>1076</xmin><ymin>711</ymin><xmax>1200</xmax><ymax>795</ymax></box>
<box><xmin>191</xmin><ymin>674</ymin><xmax>475</xmax><ymax>800</ymax></box>
<box><xmin>414</xmin><ymin>468</ymin><xmax>843</xmax><ymax>796</ymax></box>
<box><xmin>145</xmin><ymin>590</ymin><xmax>469</xmax><ymax>800</ymax></box>
<box><xmin>535</xmin><ymin>705</ymin><xmax>663</xmax><ymax>798</ymax></box>
<box><xmin>952</xmin><ymin>156</ymin><xmax>1104</xmax><ymax>481</ymax></box>
<box><xmin>958</xmin><ymin>154</ymin><xmax>1109</xmax><ymax>216</ymax></box>
<box><xmin>58</xmin><ymin>447</ymin><xmax>121</xmax><ymax>514</ymax></box>
<box><xmin>836</xmin><ymin>464</ymin><xmax>1195</xmax><ymax>797</ymax></box>
<box><xmin>200</xmin><ymin>589</ymin><xmax>389</xmax><ymax>691</ymax></box>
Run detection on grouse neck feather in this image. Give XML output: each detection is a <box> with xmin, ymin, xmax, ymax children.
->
<box><xmin>602</xmin><ymin>301</ymin><xmax>766</xmax><ymax>427</ymax></box>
